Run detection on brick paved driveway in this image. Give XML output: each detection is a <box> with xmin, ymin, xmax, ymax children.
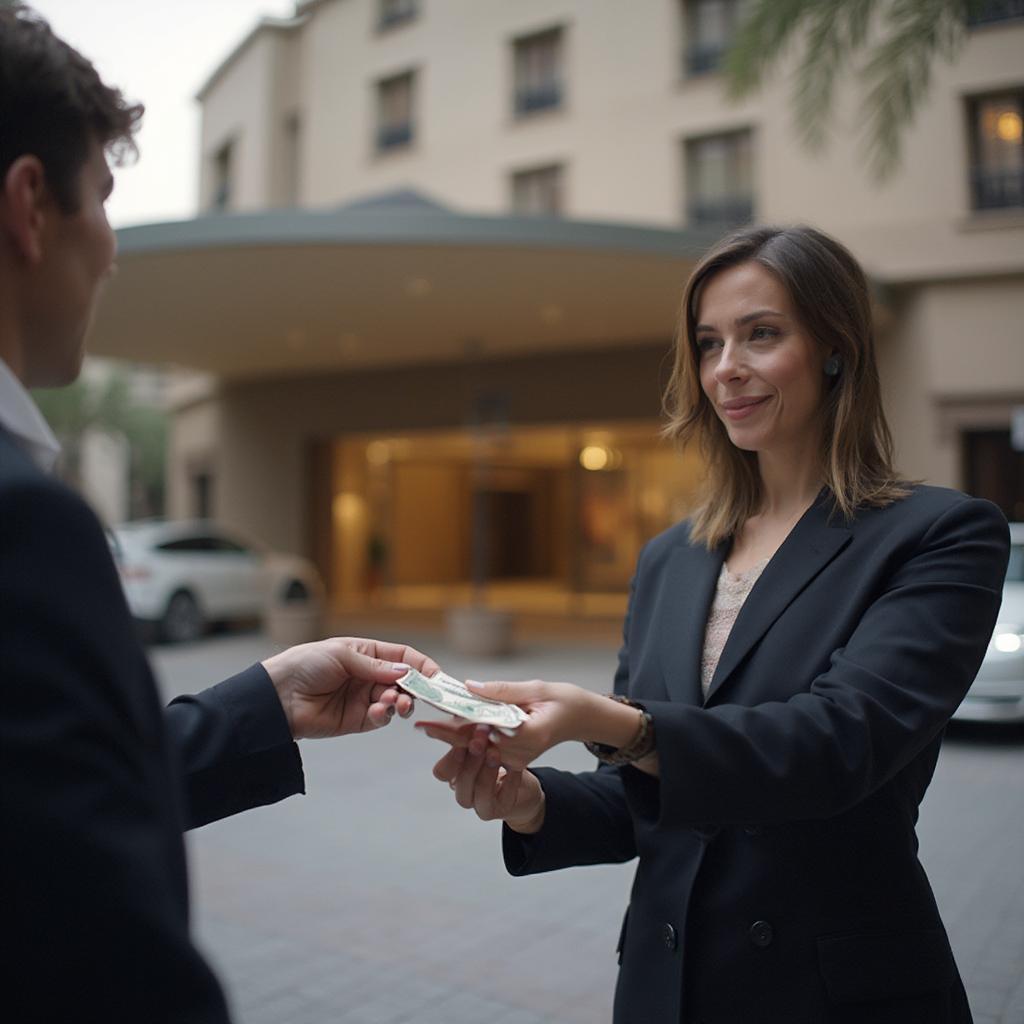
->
<box><xmin>151</xmin><ymin>629</ymin><xmax>1024</xmax><ymax>1024</ymax></box>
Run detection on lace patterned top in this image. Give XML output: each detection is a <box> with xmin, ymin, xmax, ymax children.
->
<box><xmin>700</xmin><ymin>558</ymin><xmax>769</xmax><ymax>699</ymax></box>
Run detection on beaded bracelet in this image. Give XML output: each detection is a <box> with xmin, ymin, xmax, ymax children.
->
<box><xmin>583</xmin><ymin>694</ymin><xmax>656</xmax><ymax>766</ymax></box>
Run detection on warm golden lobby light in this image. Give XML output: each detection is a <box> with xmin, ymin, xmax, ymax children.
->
<box><xmin>996</xmin><ymin>111</ymin><xmax>1023</xmax><ymax>143</ymax></box>
<box><xmin>579</xmin><ymin>445</ymin><xmax>610</xmax><ymax>470</ymax></box>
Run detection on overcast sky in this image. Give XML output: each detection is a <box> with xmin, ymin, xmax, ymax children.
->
<box><xmin>30</xmin><ymin>0</ymin><xmax>297</xmax><ymax>228</ymax></box>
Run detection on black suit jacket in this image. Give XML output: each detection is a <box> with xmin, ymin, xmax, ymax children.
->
<box><xmin>505</xmin><ymin>486</ymin><xmax>1009</xmax><ymax>1024</ymax></box>
<box><xmin>0</xmin><ymin>428</ymin><xmax>305</xmax><ymax>1022</ymax></box>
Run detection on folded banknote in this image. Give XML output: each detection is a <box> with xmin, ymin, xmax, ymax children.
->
<box><xmin>397</xmin><ymin>668</ymin><xmax>528</xmax><ymax>733</ymax></box>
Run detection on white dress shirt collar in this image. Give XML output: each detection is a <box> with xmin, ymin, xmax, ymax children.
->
<box><xmin>0</xmin><ymin>357</ymin><xmax>61</xmax><ymax>473</ymax></box>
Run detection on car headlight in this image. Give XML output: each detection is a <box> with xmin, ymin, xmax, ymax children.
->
<box><xmin>991</xmin><ymin>624</ymin><xmax>1024</xmax><ymax>654</ymax></box>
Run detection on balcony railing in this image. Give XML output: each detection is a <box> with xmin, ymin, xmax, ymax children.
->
<box><xmin>967</xmin><ymin>0</ymin><xmax>1024</xmax><ymax>26</ymax></box>
<box><xmin>970</xmin><ymin>167</ymin><xmax>1024</xmax><ymax>210</ymax></box>
<box><xmin>377</xmin><ymin>123</ymin><xmax>413</xmax><ymax>151</ymax></box>
<box><xmin>514</xmin><ymin>82</ymin><xmax>563</xmax><ymax>116</ymax></box>
<box><xmin>685</xmin><ymin>43</ymin><xmax>727</xmax><ymax>76</ymax></box>
<box><xmin>688</xmin><ymin>195</ymin><xmax>754</xmax><ymax>227</ymax></box>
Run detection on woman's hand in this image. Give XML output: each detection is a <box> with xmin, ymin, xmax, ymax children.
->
<box><xmin>261</xmin><ymin>636</ymin><xmax>437</xmax><ymax>739</ymax></box>
<box><xmin>416</xmin><ymin>679</ymin><xmax>644</xmax><ymax>771</ymax></box>
<box><xmin>432</xmin><ymin>744</ymin><xmax>546</xmax><ymax>834</ymax></box>
<box><xmin>416</xmin><ymin>678</ymin><xmax>595</xmax><ymax>770</ymax></box>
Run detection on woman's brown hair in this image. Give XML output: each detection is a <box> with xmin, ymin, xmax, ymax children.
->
<box><xmin>663</xmin><ymin>224</ymin><xmax>908</xmax><ymax>549</ymax></box>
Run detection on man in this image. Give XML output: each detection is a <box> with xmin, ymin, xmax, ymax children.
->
<box><xmin>0</xmin><ymin>7</ymin><xmax>434</xmax><ymax>1020</ymax></box>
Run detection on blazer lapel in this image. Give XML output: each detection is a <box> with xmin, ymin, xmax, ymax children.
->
<box><xmin>704</xmin><ymin>499</ymin><xmax>852</xmax><ymax>705</ymax></box>
<box><xmin>658</xmin><ymin>540</ymin><xmax>725</xmax><ymax>704</ymax></box>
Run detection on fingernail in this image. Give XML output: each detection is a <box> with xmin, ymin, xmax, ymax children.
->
<box><xmin>391</xmin><ymin>662</ymin><xmax>411</xmax><ymax>672</ymax></box>
<box><xmin>487</xmin><ymin>732</ymin><xmax>500</xmax><ymax>743</ymax></box>
<box><xmin>467</xmin><ymin>679</ymin><xmax>486</xmax><ymax>691</ymax></box>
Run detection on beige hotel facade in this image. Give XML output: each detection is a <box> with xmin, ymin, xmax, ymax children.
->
<box><xmin>91</xmin><ymin>0</ymin><xmax>1024</xmax><ymax>619</ymax></box>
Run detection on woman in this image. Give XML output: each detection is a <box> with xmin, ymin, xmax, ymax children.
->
<box><xmin>420</xmin><ymin>225</ymin><xmax>1009</xmax><ymax>1023</ymax></box>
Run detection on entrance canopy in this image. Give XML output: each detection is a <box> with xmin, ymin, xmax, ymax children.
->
<box><xmin>93</xmin><ymin>192</ymin><xmax>718</xmax><ymax>378</ymax></box>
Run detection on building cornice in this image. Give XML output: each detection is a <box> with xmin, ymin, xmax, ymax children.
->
<box><xmin>195</xmin><ymin>14</ymin><xmax>308</xmax><ymax>103</ymax></box>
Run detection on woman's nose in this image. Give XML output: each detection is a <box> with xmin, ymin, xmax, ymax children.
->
<box><xmin>714</xmin><ymin>340</ymin><xmax>744</xmax><ymax>382</ymax></box>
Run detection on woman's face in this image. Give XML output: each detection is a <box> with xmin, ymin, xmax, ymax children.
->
<box><xmin>694</xmin><ymin>260</ymin><xmax>828</xmax><ymax>464</ymax></box>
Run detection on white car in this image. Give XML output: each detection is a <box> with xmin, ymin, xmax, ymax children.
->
<box><xmin>954</xmin><ymin>522</ymin><xmax>1024</xmax><ymax>724</ymax></box>
<box><xmin>110</xmin><ymin>520</ymin><xmax>323</xmax><ymax>643</ymax></box>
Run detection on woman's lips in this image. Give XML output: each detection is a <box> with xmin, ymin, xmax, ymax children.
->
<box><xmin>720</xmin><ymin>396</ymin><xmax>771</xmax><ymax>420</ymax></box>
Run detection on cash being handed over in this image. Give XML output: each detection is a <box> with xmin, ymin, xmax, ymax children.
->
<box><xmin>396</xmin><ymin>667</ymin><xmax>528</xmax><ymax>736</ymax></box>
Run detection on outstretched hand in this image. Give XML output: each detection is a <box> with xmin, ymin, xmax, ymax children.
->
<box><xmin>262</xmin><ymin>636</ymin><xmax>439</xmax><ymax>740</ymax></box>
<box><xmin>416</xmin><ymin>678</ymin><xmax>593</xmax><ymax>770</ymax></box>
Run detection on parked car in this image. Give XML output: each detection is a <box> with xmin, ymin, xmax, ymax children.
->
<box><xmin>954</xmin><ymin>521</ymin><xmax>1024</xmax><ymax>724</ymax></box>
<box><xmin>109</xmin><ymin>519</ymin><xmax>323</xmax><ymax>643</ymax></box>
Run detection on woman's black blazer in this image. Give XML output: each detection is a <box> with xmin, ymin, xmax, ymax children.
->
<box><xmin>505</xmin><ymin>485</ymin><xmax>1009</xmax><ymax>1024</ymax></box>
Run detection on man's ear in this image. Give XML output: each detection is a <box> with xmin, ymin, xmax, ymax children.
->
<box><xmin>0</xmin><ymin>155</ymin><xmax>52</xmax><ymax>266</ymax></box>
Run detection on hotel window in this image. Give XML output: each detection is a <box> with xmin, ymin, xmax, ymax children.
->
<box><xmin>282</xmin><ymin>113</ymin><xmax>301</xmax><ymax>207</ymax></box>
<box><xmin>511</xmin><ymin>164</ymin><xmax>564</xmax><ymax>216</ymax></box>
<box><xmin>513</xmin><ymin>27</ymin><xmax>564</xmax><ymax>117</ymax></box>
<box><xmin>378</xmin><ymin>0</ymin><xmax>418</xmax><ymax>31</ymax></box>
<box><xmin>683</xmin><ymin>0</ymin><xmax>744</xmax><ymax>76</ymax></box>
<box><xmin>685</xmin><ymin>129</ymin><xmax>754</xmax><ymax>226</ymax></box>
<box><xmin>967</xmin><ymin>0</ymin><xmax>1024</xmax><ymax>27</ymax></box>
<box><xmin>967</xmin><ymin>90</ymin><xmax>1024</xmax><ymax>211</ymax></box>
<box><xmin>376</xmin><ymin>71</ymin><xmax>416</xmax><ymax>152</ymax></box>
<box><xmin>210</xmin><ymin>140</ymin><xmax>234</xmax><ymax>212</ymax></box>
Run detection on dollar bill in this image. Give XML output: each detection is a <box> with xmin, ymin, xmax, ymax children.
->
<box><xmin>397</xmin><ymin>668</ymin><xmax>528</xmax><ymax>732</ymax></box>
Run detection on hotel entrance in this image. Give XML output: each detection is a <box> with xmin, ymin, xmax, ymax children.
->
<box><xmin>314</xmin><ymin>421</ymin><xmax>703</xmax><ymax>618</ymax></box>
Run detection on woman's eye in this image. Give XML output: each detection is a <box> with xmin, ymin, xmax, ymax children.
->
<box><xmin>751</xmin><ymin>326</ymin><xmax>778</xmax><ymax>341</ymax></box>
<box><xmin>696</xmin><ymin>336</ymin><xmax>720</xmax><ymax>354</ymax></box>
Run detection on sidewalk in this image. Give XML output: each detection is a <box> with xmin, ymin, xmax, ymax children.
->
<box><xmin>152</xmin><ymin>627</ymin><xmax>1024</xmax><ymax>1024</ymax></box>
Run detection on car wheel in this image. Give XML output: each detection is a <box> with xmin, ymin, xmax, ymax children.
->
<box><xmin>161</xmin><ymin>590</ymin><xmax>205</xmax><ymax>644</ymax></box>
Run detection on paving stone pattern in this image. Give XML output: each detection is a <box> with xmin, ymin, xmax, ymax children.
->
<box><xmin>152</xmin><ymin>630</ymin><xmax>1024</xmax><ymax>1024</ymax></box>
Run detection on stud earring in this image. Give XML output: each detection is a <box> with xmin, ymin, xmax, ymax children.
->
<box><xmin>824</xmin><ymin>355</ymin><xmax>841</xmax><ymax>377</ymax></box>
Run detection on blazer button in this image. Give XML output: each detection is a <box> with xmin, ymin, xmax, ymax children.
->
<box><xmin>662</xmin><ymin>923</ymin><xmax>678</xmax><ymax>951</ymax></box>
<box><xmin>749</xmin><ymin>920</ymin><xmax>774</xmax><ymax>948</ymax></box>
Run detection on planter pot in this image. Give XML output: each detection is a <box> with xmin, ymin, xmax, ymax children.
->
<box><xmin>264</xmin><ymin>604</ymin><xmax>324</xmax><ymax>648</ymax></box>
<box><xmin>445</xmin><ymin>606</ymin><xmax>515</xmax><ymax>657</ymax></box>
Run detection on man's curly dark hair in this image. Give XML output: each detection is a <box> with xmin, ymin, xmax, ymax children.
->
<box><xmin>0</xmin><ymin>3</ymin><xmax>144</xmax><ymax>212</ymax></box>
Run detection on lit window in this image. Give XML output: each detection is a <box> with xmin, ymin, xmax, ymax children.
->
<box><xmin>968</xmin><ymin>90</ymin><xmax>1024</xmax><ymax>211</ymax></box>
<box><xmin>513</xmin><ymin>28</ymin><xmax>564</xmax><ymax>117</ymax></box>
<box><xmin>683</xmin><ymin>0</ymin><xmax>744</xmax><ymax>76</ymax></box>
<box><xmin>511</xmin><ymin>164</ymin><xmax>564</xmax><ymax>217</ymax></box>
<box><xmin>378</xmin><ymin>0</ymin><xmax>418</xmax><ymax>31</ymax></box>
<box><xmin>685</xmin><ymin>129</ymin><xmax>754</xmax><ymax>226</ymax></box>
<box><xmin>377</xmin><ymin>71</ymin><xmax>416</xmax><ymax>152</ymax></box>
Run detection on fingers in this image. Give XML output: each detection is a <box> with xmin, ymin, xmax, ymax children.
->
<box><xmin>415</xmin><ymin>720</ymin><xmax>477</xmax><ymax>747</ymax></box>
<box><xmin>432</xmin><ymin>746</ymin><xmax>465</xmax><ymax>783</ymax></box>
<box><xmin>342</xmin><ymin>637</ymin><xmax>440</xmax><ymax>678</ymax></box>
<box><xmin>464</xmin><ymin>679</ymin><xmax>548</xmax><ymax>706</ymax></box>
<box><xmin>453</xmin><ymin>747</ymin><xmax>485</xmax><ymax>809</ymax></box>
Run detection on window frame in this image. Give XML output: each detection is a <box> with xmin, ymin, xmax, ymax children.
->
<box><xmin>375</xmin><ymin>69</ymin><xmax>417</xmax><ymax>154</ymax></box>
<box><xmin>512</xmin><ymin>26</ymin><xmax>566</xmax><ymax>119</ymax></box>
<box><xmin>683</xmin><ymin>127</ymin><xmax>756</xmax><ymax>228</ymax></box>
<box><xmin>965</xmin><ymin>87</ymin><xmax>1024</xmax><ymax>213</ymax></box>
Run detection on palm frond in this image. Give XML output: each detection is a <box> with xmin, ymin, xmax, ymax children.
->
<box><xmin>859</xmin><ymin>0</ymin><xmax>969</xmax><ymax>180</ymax></box>
<box><xmin>724</xmin><ymin>0</ymin><xmax>817</xmax><ymax>100</ymax></box>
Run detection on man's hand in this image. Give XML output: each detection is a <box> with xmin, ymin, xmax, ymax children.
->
<box><xmin>262</xmin><ymin>637</ymin><xmax>439</xmax><ymax>740</ymax></box>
